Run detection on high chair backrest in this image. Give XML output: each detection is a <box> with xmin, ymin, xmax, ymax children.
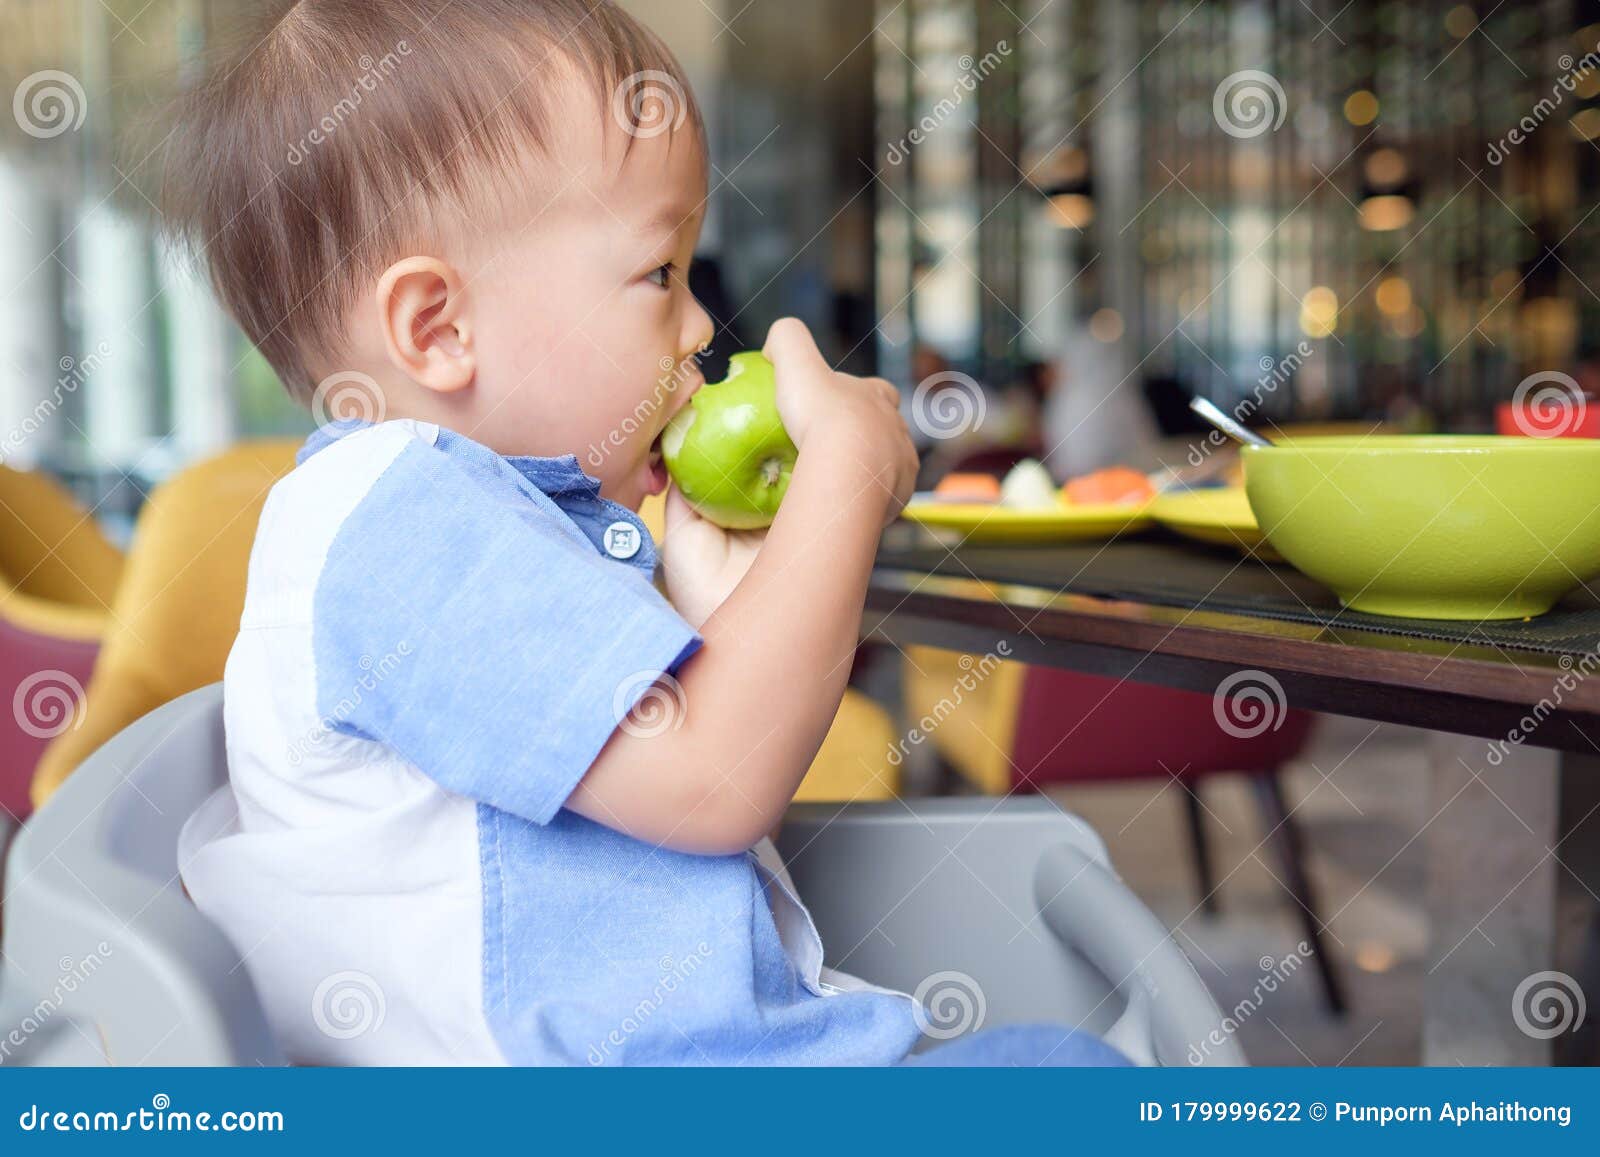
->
<box><xmin>1</xmin><ymin>685</ymin><xmax>282</xmax><ymax>1065</ymax></box>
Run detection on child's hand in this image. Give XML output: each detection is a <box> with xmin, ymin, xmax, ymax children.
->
<box><xmin>658</xmin><ymin>485</ymin><xmax>766</xmax><ymax>629</ymax></box>
<box><xmin>764</xmin><ymin>319</ymin><xmax>918</xmax><ymax>526</ymax></box>
<box><xmin>572</xmin><ymin>323</ymin><xmax>916</xmax><ymax>855</ymax></box>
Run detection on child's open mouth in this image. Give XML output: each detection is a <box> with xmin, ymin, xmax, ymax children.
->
<box><xmin>647</xmin><ymin>436</ymin><xmax>668</xmax><ymax>495</ymax></box>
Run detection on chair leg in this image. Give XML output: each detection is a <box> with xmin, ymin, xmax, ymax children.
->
<box><xmin>932</xmin><ymin>752</ymin><xmax>977</xmax><ymax>796</ymax></box>
<box><xmin>1249</xmin><ymin>771</ymin><xmax>1347</xmax><ymax>1016</ymax></box>
<box><xmin>1181</xmin><ymin>786</ymin><xmax>1220</xmax><ymax>915</ymax></box>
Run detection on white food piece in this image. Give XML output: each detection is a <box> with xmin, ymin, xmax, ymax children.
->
<box><xmin>1000</xmin><ymin>458</ymin><xmax>1060</xmax><ymax>509</ymax></box>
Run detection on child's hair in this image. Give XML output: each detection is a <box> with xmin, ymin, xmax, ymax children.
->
<box><xmin>160</xmin><ymin>0</ymin><xmax>703</xmax><ymax>399</ymax></box>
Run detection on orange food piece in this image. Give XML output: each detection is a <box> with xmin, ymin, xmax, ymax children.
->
<box><xmin>1062</xmin><ymin>467</ymin><xmax>1155</xmax><ymax>506</ymax></box>
<box><xmin>934</xmin><ymin>472</ymin><xmax>1002</xmax><ymax>503</ymax></box>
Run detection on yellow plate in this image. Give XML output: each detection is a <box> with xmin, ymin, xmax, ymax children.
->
<box><xmin>901</xmin><ymin>501</ymin><xmax>1152</xmax><ymax>544</ymax></box>
<box><xmin>1150</xmin><ymin>488</ymin><xmax>1281</xmax><ymax>561</ymax></box>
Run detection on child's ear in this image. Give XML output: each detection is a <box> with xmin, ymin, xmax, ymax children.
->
<box><xmin>374</xmin><ymin>256</ymin><xmax>475</xmax><ymax>393</ymax></box>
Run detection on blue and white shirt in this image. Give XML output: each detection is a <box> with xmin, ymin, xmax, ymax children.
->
<box><xmin>178</xmin><ymin>418</ymin><xmax>922</xmax><ymax>1066</ymax></box>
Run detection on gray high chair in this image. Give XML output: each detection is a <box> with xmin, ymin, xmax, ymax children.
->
<box><xmin>0</xmin><ymin>685</ymin><xmax>1244</xmax><ymax>1066</ymax></box>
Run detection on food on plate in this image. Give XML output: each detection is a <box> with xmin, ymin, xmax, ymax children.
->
<box><xmin>661</xmin><ymin>351</ymin><xmax>796</xmax><ymax>529</ymax></box>
<box><xmin>932</xmin><ymin>472</ymin><xmax>1002</xmax><ymax>503</ymax></box>
<box><xmin>1062</xmin><ymin>466</ymin><xmax>1156</xmax><ymax>507</ymax></box>
<box><xmin>998</xmin><ymin>458</ymin><xmax>1060</xmax><ymax>509</ymax></box>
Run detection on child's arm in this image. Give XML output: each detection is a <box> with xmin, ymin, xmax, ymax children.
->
<box><xmin>565</xmin><ymin>319</ymin><xmax>917</xmax><ymax>855</ymax></box>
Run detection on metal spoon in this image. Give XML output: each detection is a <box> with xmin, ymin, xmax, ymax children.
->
<box><xmin>1189</xmin><ymin>396</ymin><xmax>1272</xmax><ymax>448</ymax></box>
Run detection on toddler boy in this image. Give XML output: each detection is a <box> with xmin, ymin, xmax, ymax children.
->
<box><xmin>171</xmin><ymin>0</ymin><xmax>1124</xmax><ymax>1067</ymax></box>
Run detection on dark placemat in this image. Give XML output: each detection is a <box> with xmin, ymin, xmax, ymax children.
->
<box><xmin>874</xmin><ymin>535</ymin><xmax>1600</xmax><ymax>658</ymax></box>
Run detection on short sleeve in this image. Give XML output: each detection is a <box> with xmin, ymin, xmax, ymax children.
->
<box><xmin>312</xmin><ymin>436</ymin><xmax>700</xmax><ymax>823</ymax></box>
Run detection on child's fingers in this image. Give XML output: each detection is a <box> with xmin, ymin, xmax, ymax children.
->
<box><xmin>764</xmin><ymin>319</ymin><xmax>832</xmax><ymax>446</ymax></box>
<box><xmin>663</xmin><ymin>484</ymin><xmax>699</xmax><ymax>540</ymax></box>
<box><xmin>762</xmin><ymin>317</ymin><xmax>830</xmax><ymax>382</ymax></box>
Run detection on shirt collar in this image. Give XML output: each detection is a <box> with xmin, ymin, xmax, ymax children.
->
<box><xmin>298</xmin><ymin>419</ymin><xmax>604</xmax><ymax>498</ymax></box>
<box><xmin>500</xmin><ymin>453</ymin><xmax>602</xmax><ymax>498</ymax></box>
<box><xmin>296</xmin><ymin>418</ymin><xmax>368</xmax><ymax>465</ymax></box>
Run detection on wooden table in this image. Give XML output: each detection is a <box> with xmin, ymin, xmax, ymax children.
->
<box><xmin>865</xmin><ymin>543</ymin><xmax>1600</xmax><ymax>1065</ymax></box>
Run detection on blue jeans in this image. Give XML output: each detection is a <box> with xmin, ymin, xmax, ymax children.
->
<box><xmin>900</xmin><ymin>1024</ymin><xmax>1132</xmax><ymax>1067</ymax></box>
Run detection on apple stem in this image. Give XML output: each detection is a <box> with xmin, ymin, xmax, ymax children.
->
<box><xmin>761</xmin><ymin>458</ymin><xmax>783</xmax><ymax>487</ymax></box>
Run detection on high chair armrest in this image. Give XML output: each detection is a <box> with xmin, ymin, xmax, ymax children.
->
<box><xmin>1034</xmin><ymin>842</ymin><xmax>1246</xmax><ymax>1066</ymax></box>
<box><xmin>777</xmin><ymin>796</ymin><xmax>1242</xmax><ymax>1066</ymax></box>
<box><xmin>3</xmin><ymin>686</ymin><xmax>284</xmax><ymax>1066</ymax></box>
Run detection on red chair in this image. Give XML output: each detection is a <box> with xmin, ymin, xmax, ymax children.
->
<box><xmin>0</xmin><ymin>618</ymin><xmax>100</xmax><ymax>827</ymax></box>
<box><xmin>905</xmin><ymin>650</ymin><xmax>1345</xmax><ymax>1013</ymax></box>
<box><xmin>946</xmin><ymin>444</ymin><xmax>1036</xmax><ymax>478</ymax></box>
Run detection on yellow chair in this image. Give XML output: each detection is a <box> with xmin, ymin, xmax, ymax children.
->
<box><xmin>30</xmin><ymin>441</ymin><xmax>302</xmax><ymax>809</ymax></box>
<box><xmin>901</xmin><ymin>646</ymin><xmax>1024</xmax><ymax>795</ymax></box>
<box><xmin>637</xmin><ymin>495</ymin><xmax>898</xmax><ymax>802</ymax></box>
<box><xmin>0</xmin><ymin>465</ymin><xmax>125</xmax><ymax>640</ymax></box>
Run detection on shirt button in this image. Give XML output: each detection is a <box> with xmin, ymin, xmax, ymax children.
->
<box><xmin>603</xmin><ymin>520</ymin><xmax>643</xmax><ymax>560</ymax></box>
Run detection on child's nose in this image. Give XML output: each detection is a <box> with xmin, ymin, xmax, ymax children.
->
<box><xmin>682</xmin><ymin>301</ymin><xmax>714</xmax><ymax>360</ymax></box>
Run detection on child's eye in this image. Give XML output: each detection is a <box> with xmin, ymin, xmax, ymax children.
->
<box><xmin>645</xmin><ymin>262</ymin><xmax>674</xmax><ymax>289</ymax></box>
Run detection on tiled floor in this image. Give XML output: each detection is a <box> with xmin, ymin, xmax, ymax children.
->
<box><xmin>1046</xmin><ymin>713</ymin><xmax>1430</xmax><ymax>1065</ymax></box>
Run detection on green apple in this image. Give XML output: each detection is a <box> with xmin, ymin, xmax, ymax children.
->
<box><xmin>661</xmin><ymin>351</ymin><xmax>796</xmax><ymax>529</ymax></box>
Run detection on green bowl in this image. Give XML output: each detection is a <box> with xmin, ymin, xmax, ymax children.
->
<box><xmin>1242</xmin><ymin>436</ymin><xmax>1600</xmax><ymax>620</ymax></box>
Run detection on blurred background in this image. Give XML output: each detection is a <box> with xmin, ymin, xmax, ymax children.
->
<box><xmin>4</xmin><ymin>0</ymin><xmax>1600</xmax><ymax>1067</ymax></box>
<box><xmin>6</xmin><ymin>0</ymin><xmax>1600</xmax><ymax>521</ymax></box>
